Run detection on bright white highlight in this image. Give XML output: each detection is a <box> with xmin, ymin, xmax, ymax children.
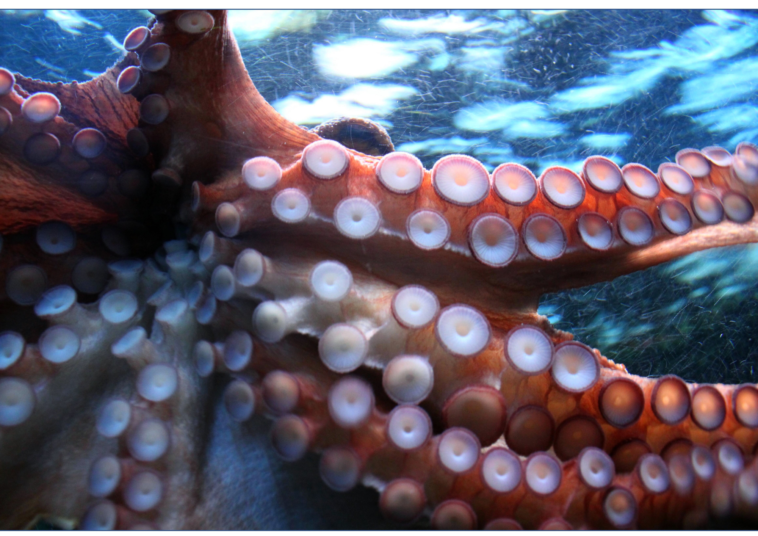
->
<box><xmin>376</xmin><ymin>152</ymin><xmax>424</xmax><ymax>193</ymax></box>
<box><xmin>242</xmin><ymin>156</ymin><xmax>282</xmax><ymax>191</ymax></box>
<box><xmin>578</xmin><ymin>212</ymin><xmax>613</xmax><ymax>250</ymax></box>
<box><xmin>123</xmin><ymin>471</ymin><xmax>163</xmax><ymax>512</ymax></box>
<box><xmin>453</xmin><ymin>99</ymin><xmax>565</xmax><ymax>139</ymax></box>
<box><xmin>431</xmin><ymin>155</ymin><xmax>490</xmax><ymax>206</ymax></box>
<box><xmin>34</xmin><ymin>285</ymin><xmax>76</xmax><ymax>318</ymax></box>
<box><xmin>387</xmin><ymin>405</ymin><xmax>431</xmax><ymax>450</ymax></box>
<box><xmin>617</xmin><ymin>207</ymin><xmax>653</xmax><ymax>246</ymax></box>
<box><xmin>551</xmin><ymin>342</ymin><xmax>599</xmax><ymax>392</ymax></box>
<box><xmin>310</xmin><ymin>261</ymin><xmax>352</xmax><ymax>301</ymax></box>
<box><xmin>468</xmin><ymin>213</ymin><xmax>518</xmax><ymax>267</ymax></box>
<box><xmin>38</xmin><ymin>325</ymin><xmax>80</xmax><ymax>363</ymax></box>
<box><xmin>658</xmin><ymin>199</ymin><xmax>692</xmax><ymax>235</ymax></box>
<box><xmin>406</xmin><ymin>210</ymin><xmax>450</xmax><ymax>250</ymax></box>
<box><xmin>638</xmin><ymin>454</ymin><xmax>670</xmax><ymax>493</ymax></box>
<box><xmin>604</xmin><ymin>488</ymin><xmax>636</xmax><ymax>528</ymax></box>
<box><xmin>622</xmin><ymin>164</ymin><xmax>660</xmax><ymax>198</ymax></box>
<box><xmin>313</xmin><ymin>38</ymin><xmax>442</xmax><ymax>80</ymax></box>
<box><xmin>438</xmin><ymin>428</ymin><xmax>480</xmax><ymax>473</ymax></box>
<box><xmin>21</xmin><ymin>92</ymin><xmax>60</xmax><ymax>123</ymax></box>
<box><xmin>111</xmin><ymin>327</ymin><xmax>146</xmax><ymax>359</ymax></box>
<box><xmin>136</xmin><ymin>364</ymin><xmax>178</xmax><ymax>402</ymax></box>
<box><xmin>318</xmin><ymin>323</ymin><xmax>368</xmax><ymax>373</ymax></box>
<box><xmin>583</xmin><ymin>156</ymin><xmax>622</xmax><ymax>193</ymax></box>
<box><xmin>274</xmin><ymin>83</ymin><xmax>418</xmax><ymax>125</ymax></box>
<box><xmin>303</xmin><ymin>139</ymin><xmax>349</xmax><ymax>179</ymax></box>
<box><xmin>198</xmin><ymin>232</ymin><xmax>217</xmax><ymax>264</ymax></box>
<box><xmin>435</xmin><ymin>304</ymin><xmax>490</xmax><ymax>357</ymax></box>
<box><xmin>541</xmin><ymin>167</ymin><xmax>585</xmax><ymax>208</ymax></box>
<box><xmin>127</xmin><ymin>418</ymin><xmax>170</xmax><ymax>462</ymax></box>
<box><xmin>272</xmin><ymin>188</ymin><xmax>310</xmax><ymax>223</ymax></box>
<box><xmin>482</xmin><ymin>448</ymin><xmax>522</xmax><ymax>493</ymax></box>
<box><xmin>506</xmin><ymin>325</ymin><xmax>553</xmax><ymax>374</ymax></box>
<box><xmin>383</xmin><ymin>355</ymin><xmax>434</xmax><ymax>404</ymax></box>
<box><xmin>525</xmin><ymin>453</ymin><xmax>562</xmax><ymax>495</ymax></box>
<box><xmin>523</xmin><ymin>214</ymin><xmax>566</xmax><ymax>260</ymax></box>
<box><xmin>333</xmin><ymin>197</ymin><xmax>381</xmax><ymax>239</ymax></box>
<box><xmin>578</xmin><ymin>447</ymin><xmax>614</xmax><ymax>489</ymax></box>
<box><xmin>659</xmin><ymin>164</ymin><xmax>694</xmax><ymax>195</ymax></box>
<box><xmin>492</xmin><ymin>163</ymin><xmax>537</xmax><ymax>205</ymax></box>
<box><xmin>676</xmin><ymin>149</ymin><xmax>711</xmax><ymax>178</ymax></box>
<box><xmin>328</xmin><ymin>376</ymin><xmax>374</xmax><ymax>428</ymax></box>
<box><xmin>392</xmin><ymin>285</ymin><xmax>439</xmax><ymax>329</ymax></box>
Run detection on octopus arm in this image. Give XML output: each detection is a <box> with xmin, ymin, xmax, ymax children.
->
<box><xmin>14</xmin><ymin>58</ymin><xmax>140</xmax><ymax>144</ymax></box>
<box><xmin>1</xmin><ymin>9</ymin><xmax>758</xmax><ymax>531</ymax></box>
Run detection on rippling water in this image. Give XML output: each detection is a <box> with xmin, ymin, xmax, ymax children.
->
<box><xmin>1</xmin><ymin>9</ymin><xmax>757</xmax><ymax>384</ymax></box>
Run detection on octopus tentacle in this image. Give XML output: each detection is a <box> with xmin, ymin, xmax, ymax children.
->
<box><xmin>191</xmin><ymin>124</ymin><xmax>758</xmax><ymax>317</ymax></box>
<box><xmin>0</xmin><ymin>8</ymin><xmax>757</xmax><ymax>530</ymax></box>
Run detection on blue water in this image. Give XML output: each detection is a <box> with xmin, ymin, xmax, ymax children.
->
<box><xmin>1</xmin><ymin>9</ymin><xmax>757</xmax><ymax>383</ymax></box>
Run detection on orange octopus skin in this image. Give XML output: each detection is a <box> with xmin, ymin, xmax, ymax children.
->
<box><xmin>0</xmin><ymin>9</ymin><xmax>758</xmax><ymax>530</ymax></box>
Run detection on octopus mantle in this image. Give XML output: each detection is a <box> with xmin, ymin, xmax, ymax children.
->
<box><xmin>1</xmin><ymin>9</ymin><xmax>758</xmax><ymax>531</ymax></box>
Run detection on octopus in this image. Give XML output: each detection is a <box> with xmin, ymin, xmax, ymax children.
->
<box><xmin>1</xmin><ymin>9</ymin><xmax>758</xmax><ymax>531</ymax></box>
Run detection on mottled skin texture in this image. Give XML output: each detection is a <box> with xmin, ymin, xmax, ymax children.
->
<box><xmin>0</xmin><ymin>10</ymin><xmax>758</xmax><ymax>530</ymax></box>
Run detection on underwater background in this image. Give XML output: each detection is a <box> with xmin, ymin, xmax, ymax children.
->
<box><xmin>1</xmin><ymin>9</ymin><xmax>758</xmax><ymax>530</ymax></box>
<box><xmin>1</xmin><ymin>9</ymin><xmax>756</xmax><ymax>393</ymax></box>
